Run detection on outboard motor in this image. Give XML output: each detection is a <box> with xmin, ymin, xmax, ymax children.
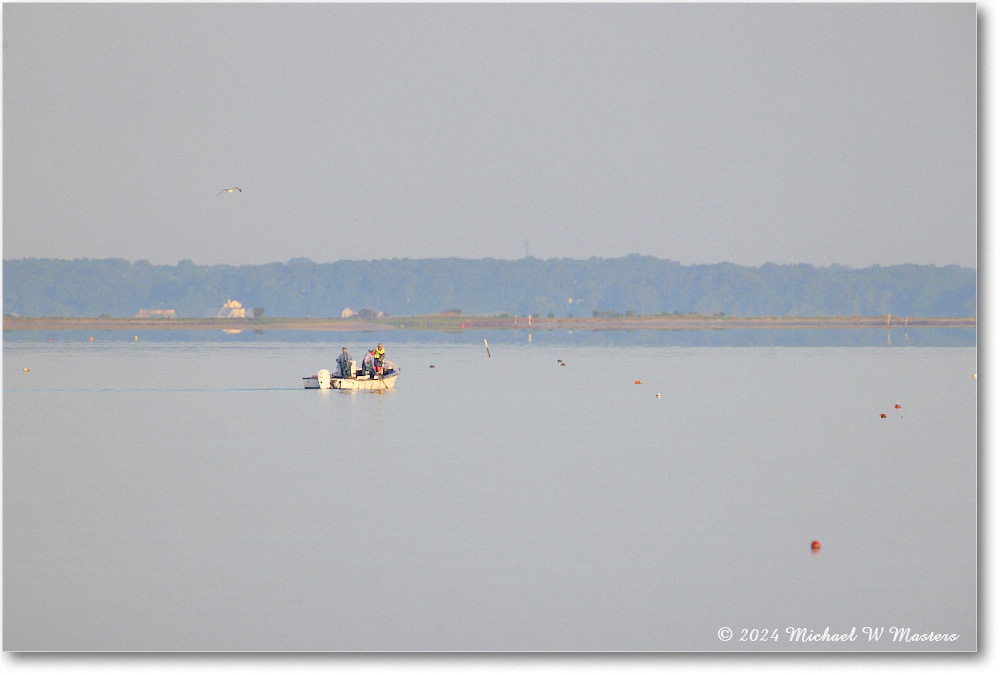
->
<box><xmin>317</xmin><ymin>368</ymin><xmax>332</xmax><ymax>390</ymax></box>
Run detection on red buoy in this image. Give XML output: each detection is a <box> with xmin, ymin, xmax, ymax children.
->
<box><xmin>880</xmin><ymin>413</ymin><xmax>887</xmax><ymax>418</ymax></box>
<box><xmin>894</xmin><ymin>404</ymin><xmax>901</xmax><ymax>409</ymax></box>
<box><xmin>811</xmin><ymin>540</ymin><xmax>821</xmax><ymax>550</ymax></box>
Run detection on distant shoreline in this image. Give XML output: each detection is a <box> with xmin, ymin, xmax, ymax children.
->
<box><xmin>2</xmin><ymin>315</ymin><xmax>977</xmax><ymax>333</ymax></box>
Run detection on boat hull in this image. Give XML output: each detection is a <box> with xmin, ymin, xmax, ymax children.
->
<box><xmin>303</xmin><ymin>368</ymin><xmax>398</xmax><ymax>390</ymax></box>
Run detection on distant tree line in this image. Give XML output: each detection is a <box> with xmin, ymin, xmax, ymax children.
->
<box><xmin>1</xmin><ymin>255</ymin><xmax>976</xmax><ymax>319</ymax></box>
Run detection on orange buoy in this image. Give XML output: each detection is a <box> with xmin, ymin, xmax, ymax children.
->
<box><xmin>89</xmin><ymin>336</ymin><xmax>94</xmax><ymax>342</ymax></box>
<box><xmin>894</xmin><ymin>404</ymin><xmax>901</xmax><ymax>409</ymax></box>
<box><xmin>811</xmin><ymin>540</ymin><xmax>821</xmax><ymax>550</ymax></box>
<box><xmin>634</xmin><ymin>380</ymin><xmax>641</xmax><ymax>385</ymax></box>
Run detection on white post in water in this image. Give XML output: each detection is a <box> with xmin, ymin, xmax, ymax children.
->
<box><xmin>484</xmin><ymin>339</ymin><xmax>491</xmax><ymax>358</ymax></box>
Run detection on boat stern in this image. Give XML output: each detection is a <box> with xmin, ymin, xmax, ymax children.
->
<box><xmin>303</xmin><ymin>369</ymin><xmax>332</xmax><ymax>389</ymax></box>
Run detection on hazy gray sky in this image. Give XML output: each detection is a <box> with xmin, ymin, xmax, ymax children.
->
<box><xmin>2</xmin><ymin>2</ymin><xmax>977</xmax><ymax>267</ymax></box>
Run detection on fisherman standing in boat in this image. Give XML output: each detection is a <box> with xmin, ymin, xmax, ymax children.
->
<box><xmin>336</xmin><ymin>346</ymin><xmax>352</xmax><ymax>377</ymax></box>
<box><xmin>361</xmin><ymin>349</ymin><xmax>376</xmax><ymax>378</ymax></box>
<box><xmin>373</xmin><ymin>343</ymin><xmax>385</xmax><ymax>375</ymax></box>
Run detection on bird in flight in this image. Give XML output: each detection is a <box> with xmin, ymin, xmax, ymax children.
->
<box><xmin>218</xmin><ymin>187</ymin><xmax>242</xmax><ymax>195</ymax></box>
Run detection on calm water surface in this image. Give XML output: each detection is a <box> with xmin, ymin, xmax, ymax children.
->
<box><xmin>3</xmin><ymin>332</ymin><xmax>978</xmax><ymax>651</ymax></box>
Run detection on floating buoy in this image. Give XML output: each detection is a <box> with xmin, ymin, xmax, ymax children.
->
<box><xmin>634</xmin><ymin>380</ymin><xmax>642</xmax><ymax>385</ymax></box>
<box><xmin>560</xmin><ymin>363</ymin><xmax>566</xmax><ymax>366</ymax></box>
<box><xmin>655</xmin><ymin>393</ymin><xmax>661</xmax><ymax>398</ymax></box>
<box><xmin>811</xmin><ymin>540</ymin><xmax>821</xmax><ymax>550</ymax></box>
<box><xmin>429</xmin><ymin>365</ymin><xmax>435</xmax><ymax>368</ymax></box>
<box><xmin>134</xmin><ymin>336</ymin><xmax>139</xmax><ymax>341</ymax></box>
<box><xmin>894</xmin><ymin>404</ymin><xmax>901</xmax><ymax>409</ymax></box>
<box><xmin>23</xmin><ymin>368</ymin><xmax>29</xmax><ymax>372</ymax></box>
<box><xmin>89</xmin><ymin>336</ymin><xmax>94</xmax><ymax>342</ymax></box>
<box><xmin>880</xmin><ymin>413</ymin><xmax>887</xmax><ymax>418</ymax></box>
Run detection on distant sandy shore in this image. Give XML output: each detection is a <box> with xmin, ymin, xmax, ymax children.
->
<box><xmin>3</xmin><ymin>314</ymin><xmax>976</xmax><ymax>333</ymax></box>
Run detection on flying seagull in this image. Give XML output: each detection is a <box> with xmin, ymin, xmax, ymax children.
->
<box><xmin>218</xmin><ymin>187</ymin><xmax>242</xmax><ymax>195</ymax></box>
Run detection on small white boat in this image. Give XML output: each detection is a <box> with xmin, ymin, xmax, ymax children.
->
<box><xmin>303</xmin><ymin>360</ymin><xmax>400</xmax><ymax>390</ymax></box>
